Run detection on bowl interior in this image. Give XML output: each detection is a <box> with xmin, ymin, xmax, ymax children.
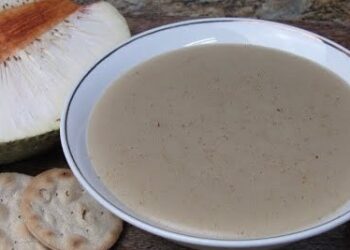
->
<box><xmin>61</xmin><ymin>18</ymin><xmax>350</xmax><ymax>246</ymax></box>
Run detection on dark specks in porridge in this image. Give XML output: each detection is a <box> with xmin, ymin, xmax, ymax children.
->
<box><xmin>88</xmin><ymin>44</ymin><xmax>350</xmax><ymax>239</ymax></box>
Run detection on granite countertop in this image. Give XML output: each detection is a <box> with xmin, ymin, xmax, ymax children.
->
<box><xmin>108</xmin><ymin>0</ymin><xmax>350</xmax><ymax>25</ymax></box>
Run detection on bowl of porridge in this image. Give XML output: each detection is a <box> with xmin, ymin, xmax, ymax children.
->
<box><xmin>61</xmin><ymin>18</ymin><xmax>350</xmax><ymax>249</ymax></box>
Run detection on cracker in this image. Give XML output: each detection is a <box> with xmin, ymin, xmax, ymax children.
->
<box><xmin>0</xmin><ymin>173</ymin><xmax>47</xmax><ymax>250</ymax></box>
<box><xmin>21</xmin><ymin>168</ymin><xmax>123</xmax><ymax>250</ymax></box>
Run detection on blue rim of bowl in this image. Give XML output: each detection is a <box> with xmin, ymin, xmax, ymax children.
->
<box><xmin>61</xmin><ymin>17</ymin><xmax>350</xmax><ymax>248</ymax></box>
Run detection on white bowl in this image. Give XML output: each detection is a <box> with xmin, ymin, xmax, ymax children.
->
<box><xmin>60</xmin><ymin>18</ymin><xmax>350</xmax><ymax>250</ymax></box>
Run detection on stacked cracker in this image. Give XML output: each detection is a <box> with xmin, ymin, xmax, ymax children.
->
<box><xmin>0</xmin><ymin>169</ymin><xmax>123</xmax><ymax>250</ymax></box>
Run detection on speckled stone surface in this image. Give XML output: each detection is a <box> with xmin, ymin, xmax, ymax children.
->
<box><xmin>104</xmin><ymin>0</ymin><xmax>350</xmax><ymax>25</ymax></box>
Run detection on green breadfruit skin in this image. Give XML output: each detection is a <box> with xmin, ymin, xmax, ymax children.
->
<box><xmin>0</xmin><ymin>130</ymin><xmax>59</xmax><ymax>165</ymax></box>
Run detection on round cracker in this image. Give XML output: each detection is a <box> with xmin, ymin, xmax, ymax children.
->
<box><xmin>21</xmin><ymin>168</ymin><xmax>123</xmax><ymax>250</ymax></box>
<box><xmin>0</xmin><ymin>173</ymin><xmax>47</xmax><ymax>250</ymax></box>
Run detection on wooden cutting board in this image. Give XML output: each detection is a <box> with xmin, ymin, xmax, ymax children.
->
<box><xmin>2</xmin><ymin>17</ymin><xmax>350</xmax><ymax>250</ymax></box>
